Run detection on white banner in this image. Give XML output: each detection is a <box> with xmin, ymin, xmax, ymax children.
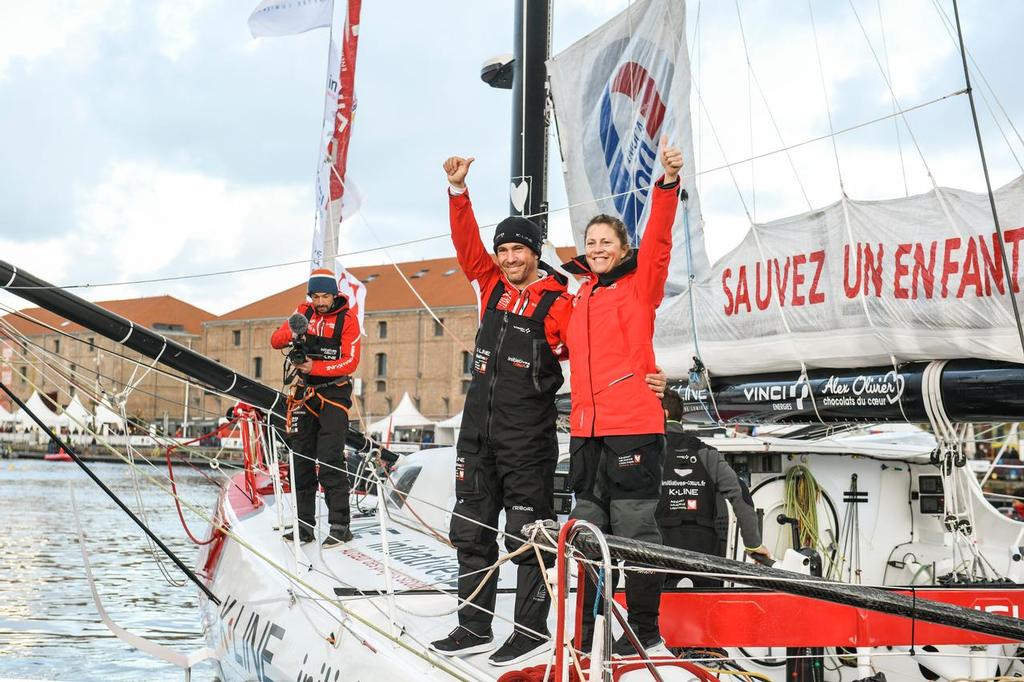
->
<box><xmin>547</xmin><ymin>0</ymin><xmax>705</xmax><ymax>294</ymax></box>
<box><xmin>248</xmin><ymin>0</ymin><xmax>334</xmax><ymax>38</ymax></box>
<box><xmin>654</xmin><ymin>176</ymin><xmax>1024</xmax><ymax>376</ymax></box>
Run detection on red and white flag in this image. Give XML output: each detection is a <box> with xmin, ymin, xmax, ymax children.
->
<box><xmin>311</xmin><ymin>0</ymin><xmax>365</xmax><ymax>334</ymax></box>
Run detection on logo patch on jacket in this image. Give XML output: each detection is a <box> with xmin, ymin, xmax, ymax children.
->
<box><xmin>507</xmin><ymin>356</ymin><xmax>530</xmax><ymax>369</ymax></box>
<box><xmin>686</xmin><ymin>499</ymin><xmax>699</xmax><ymax>511</ymax></box>
<box><xmin>473</xmin><ymin>348</ymin><xmax>491</xmax><ymax>374</ymax></box>
<box><xmin>617</xmin><ymin>453</ymin><xmax>642</xmax><ymax>468</ymax></box>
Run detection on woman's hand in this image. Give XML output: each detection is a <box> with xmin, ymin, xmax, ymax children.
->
<box><xmin>659</xmin><ymin>135</ymin><xmax>683</xmax><ymax>184</ymax></box>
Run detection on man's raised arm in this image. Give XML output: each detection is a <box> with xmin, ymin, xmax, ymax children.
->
<box><xmin>445</xmin><ymin>155</ymin><xmax>498</xmax><ymax>287</ymax></box>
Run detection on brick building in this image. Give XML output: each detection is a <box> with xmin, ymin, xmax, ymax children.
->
<box><xmin>0</xmin><ymin>296</ymin><xmax>214</xmax><ymax>427</ymax></box>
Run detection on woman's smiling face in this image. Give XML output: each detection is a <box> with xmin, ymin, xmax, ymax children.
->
<box><xmin>585</xmin><ymin>222</ymin><xmax>629</xmax><ymax>274</ymax></box>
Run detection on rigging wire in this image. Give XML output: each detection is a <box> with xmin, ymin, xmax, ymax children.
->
<box><xmin>875</xmin><ymin>0</ymin><xmax>910</xmax><ymax>197</ymax></box>
<box><xmin>950</xmin><ymin>0</ymin><xmax>1024</xmax><ymax>363</ymax></box>
<box><xmin>733</xmin><ymin>0</ymin><xmax>814</xmax><ymax>212</ymax></box>
<box><xmin>807</xmin><ymin>0</ymin><xmax>846</xmax><ymax>194</ymax></box>
<box><xmin>928</xmin><ymin>0</ymin><xmax>1024</xmax><ymax>173</ymax></box>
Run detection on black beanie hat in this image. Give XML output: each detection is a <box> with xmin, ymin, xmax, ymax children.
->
<box><xmin>493</xmin><ymin>216</ymin><xmax>543</xmax><ymax>256</ymax></box>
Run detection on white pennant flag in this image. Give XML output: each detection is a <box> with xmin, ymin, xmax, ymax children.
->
<box><xmin>248</xmin><ymin>0</ymin><xmax>334</xmax><ymax>38</ymax></box>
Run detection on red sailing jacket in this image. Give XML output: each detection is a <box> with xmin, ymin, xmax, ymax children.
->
<box><xmin>270</xmin><ymin>298</ymin><xmax>361</xmax><ymax>379</ymax></box>
<box><xmin>563</xmin><ymin>178</ymin><xmax>680</xmax><ymax>437</ymax></box>
<box><xmin>450</xmin><ymin>188</ymin><xmax>572</xmax><ymax>356</ymax></box>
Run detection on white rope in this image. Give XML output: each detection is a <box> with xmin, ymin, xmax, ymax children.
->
<box><xmin>3</xmin><ymin>265</ymin><xmax>16</xmax><ymax>288</ymax></box>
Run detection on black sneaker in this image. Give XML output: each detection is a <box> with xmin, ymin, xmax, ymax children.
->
<box><xmin>429</xmin><ymin>626</ymin><xmax>495</xmax><ymax>657</ymax></box>
<box><xmin>322</xmin><ymin>526</ymin><xmax>353</xmax><ymax>548</ymax></box>
<box><xmin>489</xmin><ymin>631</ymin><xmax>549</xmax><ymax>667</ymax></box>
<box><xmin>611</xmin><ymin>632</ymin><xmax>665</xmax><ymax>658</ymax></box>
<box><xmin>282</xmin><ymin>526</ymin><xmax>315</xmax><ymax>544</ymax></box>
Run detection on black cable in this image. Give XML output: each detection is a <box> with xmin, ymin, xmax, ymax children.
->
<box><xmin>0</xmin><ymin>379</ymin><xmax>220</xmax><ymax>605</ymax></box>
<box><xmin>952</xmin><ymin>0</ymin><xmax>1024</xmax><ymax>362</ymax></box>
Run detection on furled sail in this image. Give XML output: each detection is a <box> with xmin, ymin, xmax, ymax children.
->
<box><xmin>656</xmin><ymin>176</ymin><xmax>1024</xmax><ymax>375</ymax></box>
<box><xmin>549</xmin><ymin>0</ymin><xmax>1024</xmax><ymax>377</ymax></box>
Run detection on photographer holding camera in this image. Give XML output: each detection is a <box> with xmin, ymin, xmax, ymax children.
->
<box><xmin>270</xmin><ymin>268</ymin><xmax>361</xmax><ymax>548</ymax></box>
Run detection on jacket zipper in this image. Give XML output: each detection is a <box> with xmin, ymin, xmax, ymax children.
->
<box><xmin>585</xmin><ymin>285</ymin><xmax>596</xmax><ymax>437</ymax></box>
<box><xmin>485</xmin><ymin>309</ymin><xmax>510</xmax><ymax>441</ymax></box>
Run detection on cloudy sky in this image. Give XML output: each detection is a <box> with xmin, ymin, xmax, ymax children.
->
<box><xmin>1</xmin><ymin>0</ymin><xmax>1022</xmax><ymax>316</ymax></box>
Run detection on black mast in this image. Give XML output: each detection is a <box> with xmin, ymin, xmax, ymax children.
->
<box><xmin>509</xmin><ymin>0</ymin><xmax>552</xmax><ymax>237</ymax></box>
<box><xmin>0</xmin><ymin>261</ymin><xmax>396</xmax><ymax>463</ymax></box>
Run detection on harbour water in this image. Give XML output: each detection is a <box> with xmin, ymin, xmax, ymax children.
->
<box><xmin>0</xmin><ymin>458</ymin><xmax>222</xmax><ymax>681</ymax></box>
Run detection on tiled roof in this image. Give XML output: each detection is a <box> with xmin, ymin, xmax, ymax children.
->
<box><xmin>0</xmin><ymin>295</ymin><xmax>215</xmax><ymax>337</ymax></box>
<box><xmin>217</xmin><ymin>247</ymin><xmax>578</xmax><ymax>322</ymax></box>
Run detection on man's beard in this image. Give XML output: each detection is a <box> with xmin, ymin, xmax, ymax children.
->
<box><xmin>314</xmin><ymin>304</ymin><xmax>331</xmax><ymax>314</ymax></box>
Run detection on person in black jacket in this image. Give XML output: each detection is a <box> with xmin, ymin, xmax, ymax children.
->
<box><xmin>658</xmin><ymin>389</ymin><xmax>771</xmax><ymax>586</ymax></box>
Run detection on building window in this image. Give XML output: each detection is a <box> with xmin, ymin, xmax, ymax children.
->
<box><xmin>232</xmin><ymin>330</ymin><xmax>241</xmax><ymax>346</ymax></box>
<box><xmin>54</xmin><ymin>339</ymin><xmax>60</xmax><ymax>354</ymax></box>
<box><xmin>376</xmin><ymin>380</ymin><xmax>386</xmax><ymax>393</ymax></box>
<box><xmin>19</xmin><ymin>366</ymin><xmax>27</xmax><ymax>383</ymax></box>
<box><xmin>378</xmin><ymin>320</ymin><xmax>388</xmax><ymax>339</ymax></box>
<box><xmin>253</xmin><ymin>356</ymin><xmax>263</xmax><ymax>379</ymax></box>
<box><xmin>88</xmin><ymin>337</ymin><xmax>95</xmax><ymax>351</ymax></box>
<box><xmin>461</xmin><ymin>380</ymin><xmax>471</xmax><ymax>394</ymax></box>
<box><xmin>461</xmin><ymin>351</ymin><xmax>472</xmax><ymax>375</ymax></box>
<box><xmin>70</xmin><ymin>364</ymin><xmax>76</xmax><ymax>376</ymax></box>
<box><xmin>375</xmin><ymin>353</ymin><xmax>387</xmax><ymax>378</ymax></box>
<box><xmin>434</xmin><ymin>318</ymin><xmax>444</xmax><ymax>336</ymax></box>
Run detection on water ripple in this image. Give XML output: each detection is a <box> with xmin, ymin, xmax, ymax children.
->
<box><xmin>0</xmin><ymin>459</ymin><xmax>221</xmax><ymax>680</ymax></box>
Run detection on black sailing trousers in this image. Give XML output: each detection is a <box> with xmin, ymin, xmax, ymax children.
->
<box><xmin>449</xmin><ymin>440</ymin><xmax>557</xmax><ymax>637</ymax></box>
<box><xmin>569</xmin><ymin>434</ymin><xmax>666</xmax><ymax>642</ymax></box>
<box><xmin>287</xmin><ymin>381</ymin><xmax>353</xmax><ymax>531</ymax></box>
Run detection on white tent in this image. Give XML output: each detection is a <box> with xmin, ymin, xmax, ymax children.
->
<box><xmin>0</xmin><ymin>404</ymin><xmax>15</xmax><ymax>424</ymax></box>
<box><xmin>94</xmin><ymin>401</ymin><xmax>126</xmax><ymax>433</ymax></box>
<box><xmin>62</xmin><ymin>395</ymin><xmax>94</xmax><ymax>432</ymax></box>
<box><xmin>368</xmin><ymin>392</ymin><xmax>436</xmax><ymax>443</ymax></box>
<box><xmin>15</xmin><ymin>392</ymin><xmax>61</xmax><ymax>429</ymax></box>
<box><xmin>434</xmin><ymin>410</ymin><xmax>463</xmax><ymax>446</ymax></box>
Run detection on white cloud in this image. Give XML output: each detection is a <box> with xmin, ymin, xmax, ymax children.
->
<box><xmin>153</xmin><ymin>0</ymin><xmax>209</xmax><ymax>61</ymax></box>
<box><xmin>41</xmin><ymin>161</ymin><xmax>313</xmax><ymax>314</ymax></box>
<box><xmin>0</xmin><ymin>1</ymin><xmax>130</xmax><ymax>79</ymax></box>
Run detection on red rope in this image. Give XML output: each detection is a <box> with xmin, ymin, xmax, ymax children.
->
<box><xmin>164</xmin><ymin>418</ymin><xmax>239</xmax><ymax>546</ymax></box>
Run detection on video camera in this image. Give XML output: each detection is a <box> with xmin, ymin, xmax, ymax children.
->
<box><xmin>286</xmin><ymin>313</ymin><xmax>310</xmax><ymax>366</ymax></box>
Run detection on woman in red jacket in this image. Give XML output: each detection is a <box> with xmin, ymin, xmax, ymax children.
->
<box><xmin>562</xmin><ymin>137</ymin><xmax>683</xmax><ymax>655</ymax></box>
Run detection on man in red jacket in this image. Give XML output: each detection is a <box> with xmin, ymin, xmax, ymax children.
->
<box><xmin>431</xmin><ymin>156</ymin><xmax>667</xmax><ymax>668</ymax></box>
<box><xmin>270</xmin><ymin>268</ymin><xmax>361</xmax><ymax>548</ymax></box>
